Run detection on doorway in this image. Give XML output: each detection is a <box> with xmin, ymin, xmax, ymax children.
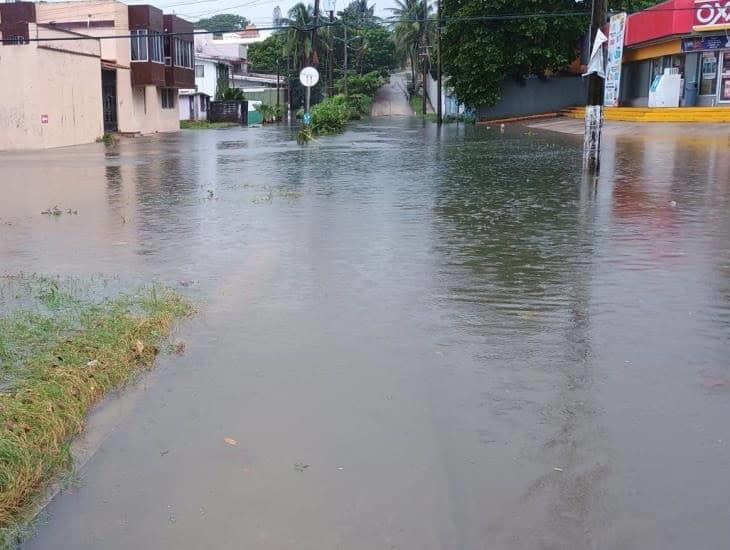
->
<box><xmin>718</xmin><ymin>52</ymin><xmax>730</xmax><ymax>103</ymax></box>
<box><xmin>102</xmin><ymin>69</ymin><xmax>118</xmax><ymax>132</ymax></box>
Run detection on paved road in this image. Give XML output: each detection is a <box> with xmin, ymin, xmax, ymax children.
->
<box><xmin>371</xmin><ymin>73</ymin><xmax>413</xmax><ymax>117</ymax></box>
<box><xmin>7</xmin><ymin>118</ymin><xmax>730</xmax><ymax>550</ymax></box>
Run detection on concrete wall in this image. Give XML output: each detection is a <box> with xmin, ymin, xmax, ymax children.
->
<box><xmin>0</xmin><ymin>25</ymin><xmax>103</xmax><ymax>150</ymax></box>
<box><xmin>131</xmin><ymin>86</ymin><xmax>179</xmax><ymax>133</ymax></box>
<box><xmin>36</xmin><ymin>0</ymin><xmax>178</xmax><ymax>135</ymax></box>
<box><xmin>477</xmin><ymin>76</ymin><xmax>587</xmax><ymax>121</ymax></box>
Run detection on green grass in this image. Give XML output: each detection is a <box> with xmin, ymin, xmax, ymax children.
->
<box><xmin>409</xmin><ymin>94</ymin><xmax>438</xmax><ymax>122</ymax></box>
<box><xmin>0</xmin><ymin>284</ymin><xmax>192</xmax><ymax>543</ymax></box>
<box><xmin>180</xmin><ymin>120</ymin><xmax>237</xmax><ymax>130</ymax></box>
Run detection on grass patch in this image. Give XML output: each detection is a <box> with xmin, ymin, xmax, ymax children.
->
<box><xmin>0</xmin><ymin>285</ymin><xmax>192</xmax><ymax>542</ymax></box>
<box><xmin>180</xmin><ymin>120</ymin><xmax>237</xmax><ymax>130</ymax></box>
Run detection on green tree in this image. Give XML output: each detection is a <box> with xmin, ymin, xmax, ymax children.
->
<box><xmin>391</xmin><ymin>0</ymin><xmax>432</xmax><ymax>89</ymax></box>
<box><xmin>284</xmin><ymin>3</ymin><xmax>315</xmax><ymax>69</ymax></box>
<box><xmin>359</xmin><ymin>26</ymin><xmax>396</xmax><ymax>76</ymax></box>
<box><xmin>340</xmin><ymin>0</ymin><xmax>378</xmax><ymax>28</ymax></box>
<box><xmin>248</xmin><ymin>33</ymin><xmax>287</xmax><ymax>73</ymax></box>
<box><xmin>215</xmin><ymin>64</ymin><xmax>230</xmax><ymax>100</ymax></box>
<box><xmin>442</xmin><ymin>0</ymin><xmax>586</xmax><ymax>108</ymax></box>
<box><xmin>194</xmin><ymin>13</ymin><xmax>249</xmax><ymax>32</ymax></box>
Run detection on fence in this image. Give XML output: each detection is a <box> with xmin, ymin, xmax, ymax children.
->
<box><xmin>208</xmin><ymin>100</ymin><xmax>248</xmax><ymax>125</ymax></box>
<box><xmin>240</xmin><ymin>88</ymin><xmax>286</xmax><ymax>107</ymax></box>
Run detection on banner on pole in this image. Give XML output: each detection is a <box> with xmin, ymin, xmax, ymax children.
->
<box><xmin>583</xmin><ymin>29</ymin><xmax>608</xmax><ymax>79</ymax></box>
<box><xmin>604</xmin><ymin>13</ymin><xmax>627</xmax><ymax>107</ymax></box>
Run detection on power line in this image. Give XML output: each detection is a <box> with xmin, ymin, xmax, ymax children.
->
<box><xmin>20</xmin><ymin>4</ymin><xmax>728</xmax><ymax>42</ymax></box>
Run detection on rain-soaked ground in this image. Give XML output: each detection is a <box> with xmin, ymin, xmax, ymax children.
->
<box><xmin>2</xmin><ymin>119</ymin><xmax>730</xmax><ymax>549</ymax></box>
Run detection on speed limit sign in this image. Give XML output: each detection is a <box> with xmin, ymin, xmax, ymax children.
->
<box><xmin>299</xmin><ymin>67</ymin><xmax>320</xmax><ymax>88</ymax></box>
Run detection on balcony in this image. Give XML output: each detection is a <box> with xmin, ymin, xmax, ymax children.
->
<box><xmin>163</xmin><ymin>15</ymin><xmax>194</xmax><ymax>89</ymax></box>
<box><xmin>128</xmin><ymin>5</ymin><xmax>165</xmax><ymax>87</ymax></box>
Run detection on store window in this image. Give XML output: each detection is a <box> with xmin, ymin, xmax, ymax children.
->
<box><xmin>700</xmin><ymin>52</ymin><xmax>718</xmax><ymax>95</ymax></box>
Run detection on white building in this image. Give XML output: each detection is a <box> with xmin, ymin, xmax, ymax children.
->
<box><xmin>178</xmin><ymin>31</ymin><xmax>246</xmax><ymax>121</ymax></box>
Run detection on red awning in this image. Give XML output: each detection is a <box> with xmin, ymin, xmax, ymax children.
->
<box><xmin>624</xmin><ymin>0</ymin><xmax>695</xmax><ymax>47</ymax></box>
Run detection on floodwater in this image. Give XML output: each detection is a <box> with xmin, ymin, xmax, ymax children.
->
<box><xmin>2</xmin><ymin>119</ymin><xmax>730</xmax><ymax>549</ymax></box>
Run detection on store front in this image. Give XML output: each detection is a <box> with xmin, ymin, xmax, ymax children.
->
<box><xmin>617</xmin><ymin>0</ymin><xmax>730</xmax><ymax>107</ymax></box>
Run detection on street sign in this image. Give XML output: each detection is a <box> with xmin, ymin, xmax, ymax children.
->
<box><xmin>299</xmin><ymin>67</ymin><xmax>320</xmax><ymax>88</ymax></box>
<box><xmin>303</xmin><ymin>113</ymin><xmax>312</xmax><ymax>125</ymax></box>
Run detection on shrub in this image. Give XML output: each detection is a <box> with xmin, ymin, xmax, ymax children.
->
<box><xmin>335</xmin><ymin>71</ymin><xmax>384</xmax><ymax>97</ymax></box>
<box><xmin>220</xmin><ymin>88</ymin><xmax>246</xmax><ymax>101</ymax></box>
<box><xmin>255</xmin><ymin>103</ymin><xmax>284</xmax><ymax>123</ymax></box>
<box><xmin>310</xmin><ymin>96</ymin><xmax>349</xmax><ymax>135</ymax></box>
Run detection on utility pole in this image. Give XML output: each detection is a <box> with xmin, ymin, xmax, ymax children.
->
<box><xmin>329</xmin><ymin>10</ymin><xmax>335</xmax><ymax>97</ymax></box>
<box><xmin>421</xmin><ymin>0</ymin><xmax>428</xmax><ymax>116</ymax></box>
<box><xmin>436</xmin><ymin>0</ymin><xmax>442</xmax><ymax>124</ymax></box>
<box><xmin>313</xmin><ymin>0</ymin><xmax>320</xmax><ymax>66</ymax></box>
<box><xmin>343</xmin><ymin>24</ymin><xmax>348</xmax><ymax>97</ymax></box>
<box><xmin>584</xmin><ymin>0</ymin><xmax>607</xmax><ymax>173</ymax></box>
<box><xmin>276</xmin><ymin>59</ymin><xmax>280</xmax><ymax>109</ymax></box>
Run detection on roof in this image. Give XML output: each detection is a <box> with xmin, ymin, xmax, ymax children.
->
<box><xmin>624</xmin><ymin>0</ymin><xmax>695</xmax><ymax>47</ymax></box>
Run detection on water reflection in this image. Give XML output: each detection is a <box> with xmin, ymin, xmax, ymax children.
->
<box><xmin>1</xmin><ymin>120</ymin><xmax>729</xmax><ymax>549</ymax></box>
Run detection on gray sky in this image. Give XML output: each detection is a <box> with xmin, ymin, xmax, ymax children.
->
<box><xmin>148</xmin><ymin>0</ymin><xmax>399</xmax><ymax>27</ymax></box>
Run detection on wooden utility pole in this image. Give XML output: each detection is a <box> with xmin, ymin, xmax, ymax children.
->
<box><xmin>436</xmin><ymin>0</ymin><xmax>442</xmax><ymax>124</ymax></box>
<box><xmin>329</xmin><ymin>10</ymin><xmax>335</xmax><ymax>97</ymax></box>
<box><xmin>421</xmin><ymin>0</ymin><xmax>428</xmax><ymax>115</ymax></box>
<box><xmin>584</xmin><ymin>0</ymin><xmax>607</xmax><ymax>173</ymax></box>
<box><xmin>343</xmin><ymin>24</ymin><xmax>348</xmax><ymax>97</ymax></box>
<box><xmin>312</xmin><ymin>0</ymin><xmax>320</xmax><ymax>66</ymax></box>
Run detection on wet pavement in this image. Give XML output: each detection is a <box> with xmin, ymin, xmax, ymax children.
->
<box><xmin>2</xmin><ymin>119</ymin><xmax>730</xmax><ymax>549</ymax></box>
<box><xmin>371</xmin><ymin>73</ymin><xmax>412</xmax><ymax>116</ymax></box>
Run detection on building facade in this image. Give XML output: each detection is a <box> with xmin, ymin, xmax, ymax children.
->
<box><xmin>0</xmin><ymin>0</ymin><xmax>194</xmax><ymax>150</ymax></box>
<box><xmin>619</xmin><ymin>0</ymin><xmax>730</xmax><ymax>107</ymax></box>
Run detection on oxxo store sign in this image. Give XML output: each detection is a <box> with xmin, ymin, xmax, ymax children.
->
<box><xmin>694</xmin><ymin>0</ymin><xmax>730</xmax><ymax>31</ymax></box>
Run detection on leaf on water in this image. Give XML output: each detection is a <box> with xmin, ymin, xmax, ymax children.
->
<box><xmin>224</xmin><ymin>437</ymin><xmax>238</xmax><ymax>446</ymax></box>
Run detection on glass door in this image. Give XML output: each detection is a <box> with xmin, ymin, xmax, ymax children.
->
<box><xmin>718</xmin><ymin>52</ymin><xmax>730</xmax><ymax>103</ymax></box>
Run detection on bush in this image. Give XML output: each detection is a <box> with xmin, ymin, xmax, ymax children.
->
<box><xmin>310</xmin><ymin>96</ymin><xmax>350</xmax><ymax>135</ymax></box>
<box><xmin>335</xmin><ymin>71</ymin><xmax>384</xmax><ymax>97</ymax></box>
<box><xmin>343</xmin><ymin>94</ymin><xmax>372</xmax><ymax>119</ymax></box>
<box><xmin>220</xmin><ymin>88</ymin><xmax>246</xmax><ymax>101</ymax></box>
<box><xmin>255</xmin><ymin>103</ymin><xmax>284</xmax><ymax>123</ymax></box>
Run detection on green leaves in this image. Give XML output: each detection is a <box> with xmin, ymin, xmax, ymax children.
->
<box><xmin>442</xmin><ymin>0</ymin><xmax>587</xmax><ymax>107</ymax></box>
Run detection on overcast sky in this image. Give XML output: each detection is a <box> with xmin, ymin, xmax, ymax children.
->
<box><xmin>147</xmin><ymin>0</ymin><xmax>399</xmax><ymax>27</ymax></box>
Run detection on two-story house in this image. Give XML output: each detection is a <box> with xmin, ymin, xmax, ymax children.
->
<box><xmin>0</xmin><ymin>0</ymin><xmax>194</xmax><ymax>149</ymax></box>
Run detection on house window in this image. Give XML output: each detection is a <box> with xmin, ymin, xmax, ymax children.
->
<box><xmin>150</xmin><ymin>31</ymin><xmax>164</xmax><ymax>63</ymax></box>
<box><xmin>161</xmin><ymin>88</ymin><xmax>176</xmax><ymax>109</ymax></box>
<box><xmin>174</xmin><ymin>38</ymin><xmax>193</xmax><ymax>68</ymax></box>
<box><xmin>195</xmin><ymin>64</ymin><xmax>204</xmax><ymax>78</ymax></box>
<box><xmin>130</xmin><ymin>29</ymin><xmax>148</xmax><ymax>61</ymax></box>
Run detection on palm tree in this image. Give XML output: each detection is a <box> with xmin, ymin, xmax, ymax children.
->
<box><xmin>390</xmin><ymin>0</ymin><xmax>430</xmax><ymax>87</ymax></box>
<box><xmin>284</xmin><ymin>3</ymin><xmax>314</xmax><ymax>69</ymax></box>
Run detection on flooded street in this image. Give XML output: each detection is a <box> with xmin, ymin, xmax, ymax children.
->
<box><xmin>2</xmin><ymin>119</ymin><xmax>730</xmax><ymax>549</ymax></box>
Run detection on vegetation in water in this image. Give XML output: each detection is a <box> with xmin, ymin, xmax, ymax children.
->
<box><xmin>180</xmin><ymin>120</ymin><xmax>237</xmax><ymax>130</ymax></box>
<box><xmin>0</xmin><ymin>278</ymin><xmax>192</xmax><ymax>543</ymax></box>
